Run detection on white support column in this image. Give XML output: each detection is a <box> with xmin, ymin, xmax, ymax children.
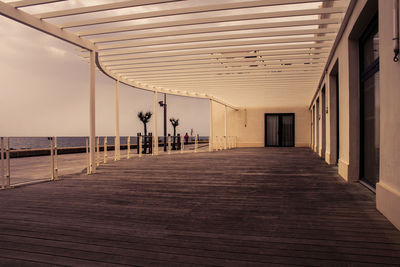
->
<box><xmin>89</xmin><ymin>50</ymin><xmax>96</xmax><ymax>174</ymax></box>
<box><xmin>153</xmin><ymin>91</ymin><xmax>158</xmax><ymax>155</ymax></box>
<box><xmin>209</xmin><ymin>99</ymin><xmax>213</xmax><ymax>152</ymax></box>
<box><xmin>1</xmin><ymin>137</ymin><xmax>5</xmax><ymax>189</ymax></box>
<box><xmin>115</xmin><ymin>79</ymin><xmax>120</xmax><ymax>161</ymax></box>
<box><xmin>224</xmin><ymin>105</ymin><xmax>227</xmax><ymax>150</ymax></box>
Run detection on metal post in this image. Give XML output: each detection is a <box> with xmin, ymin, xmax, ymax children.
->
<box><xmin>153</xmin><ymin>91</ymin><xmax>158</xmax><ymax>155</ymax></box>
<box><xmin>224</xmin><ymin>105</ymin><xmax>227</xmax><ymax>150</ymax></box>
<box><xmin>164</xmin><ymin>94</ymin><xmax>167</xmax><ymax>152</ymax></box>
<box><xmin>50</xmin><ymin>137</ymin><xmax>54</xmax><ymax>180</ymax></box>
<box><xmin>86</xmin><ymin>137</ymin><xmax>90</xmax><ymax>174</ymax></box>
<box><xmin>139</xmin><ymin>136</ymin><xmax>142</xmax><ymax>158</ymax></box>
<box><xmin>127</xmin><ymin>136</ymin><xmax>131</xmax><ymax>159</ymax></box>
<box><xmin>1</xmin><ymin>137</ymin><xmax>5</xmax><ymax>189</ymax></box>
<box><xmin>5</xmin><ymin>137</ymin><xmax>10</xmax><ymax>186</ymax></box>
<box><xmin>115</xmin><ymin>79</ymin><xmax>120</xmax><ymax>161</ymax></box>
<box><xmin>89</xmin><ymin>50</ymin><xmax>96</xmax><ymax>174</ymax></box>
<box><xmin>104</xmin><ymin>136</ymin><xmax>108</xmax><ymax>163</ymax></box>
<box><xmin>209</xmin><ymin>99</ymin><xmax>213</xmax><ymax>152</ymax></box>
<box><xmin>96</xmin><ymin>136</ymin><xmax>100</xmax><ymax>166</ymax></box>
<box><xmin>54</xmin><ymin>136</ymin><xmax>58</xmax><ymax>180</ymax></box>
<box><xmin>168</xmin><ymin>135</ymin><xmax>171</xmax><ymax>155</ymax></box>
<box><xmin>194</xmin><ymin>135</ymin><xmax>198</xmax><ymax>153</ymax></box>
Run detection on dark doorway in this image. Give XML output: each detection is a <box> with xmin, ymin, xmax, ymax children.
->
<box><xmin>321</xmin><ymin>88</ymin><xmax>326</xmax><ymax>159</ymax></box>
<box><xmin>360</xmin><ymin>15</ymin><xmax>379</xmax><ymax>187</ymax></box>
<box><xmin>265</xmin><ymin>113</ymin><xmax>295</xmax><ymax>147</ymax></box>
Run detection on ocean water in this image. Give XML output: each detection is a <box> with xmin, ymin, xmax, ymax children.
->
<box><xmin>8</xmin><ymin>137</ymin><xmax>136</xmax><ymax>150</ymax></box>
<box><xmin>6</xmin><ymin>136</ymin><xmax>209</xmax><ymax>150</ymax></box>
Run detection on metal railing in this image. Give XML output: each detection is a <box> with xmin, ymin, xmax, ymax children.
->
<box><xmin>0</xmin><ymin>135</ymin><xmax>237</xmax><ymax>189</ymax></box>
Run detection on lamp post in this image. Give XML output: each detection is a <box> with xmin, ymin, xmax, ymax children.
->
<box><xmin>158</xmin><ymin>93</ymin><xmax>167</xmax><ymax>152</ymax></box>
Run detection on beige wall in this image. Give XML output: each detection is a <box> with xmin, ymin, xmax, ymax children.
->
<box><xmin>309</xmin><ymin>0</ymin><xmax>400</xmax><ymax>230</ymax></box>
<box><xmin>376</xmin><ymin>0</ymin><xmax>400</xmax><ymax>231</ymax></box>
<box><xmin>212</xmin><ymin>106</ymin><xmax>310</xmax><ymax>148</ymax></box>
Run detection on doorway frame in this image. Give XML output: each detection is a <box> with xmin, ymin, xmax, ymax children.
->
<box><xmin>264</xmin><ymin>113</ymin><xmax>295</xmax><ymax>147</ymax></box>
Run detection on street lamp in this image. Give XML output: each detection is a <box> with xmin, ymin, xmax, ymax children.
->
<box><xmin>158</xmin><ymin>93</ymin><xmax>167</xmax><ymax>152</ymax></box>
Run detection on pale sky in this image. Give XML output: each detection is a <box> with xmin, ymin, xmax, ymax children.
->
<box><xmin>0</xmin><ymin>15</ymin><xmax>210</xmax><ymax>137</ymax></box>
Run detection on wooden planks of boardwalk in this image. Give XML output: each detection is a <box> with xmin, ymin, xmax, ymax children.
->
<box><xmin>0</xmin><ymin>147</ymin><xmax>399</xmax><ymax>266</ymax></box>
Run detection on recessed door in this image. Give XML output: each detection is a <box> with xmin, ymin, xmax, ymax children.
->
<box><xmin>265</xmin><ymin>113</ymin><xmax>295</xmax><ymax>147</ymax></box>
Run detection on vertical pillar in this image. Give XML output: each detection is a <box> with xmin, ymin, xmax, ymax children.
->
<box><xmin>86</xmin><ymin>137</ymin><xmax>90</xmax><ymax>174</ymax></box>
<box><xmin>103</xmin><ymin>136</ymin><xmax>108</xmax><ymax>163</ymax></box>
<box><xmin>153</xmin><ymin>91</ymin><xmax>158</xmax><ymax>155</ymax></box>
<box><xmin>54</xmin><ymin>136</ymin><xmax>58</xmax><ymax>180</ymax></box>
<box><xmin>1</xmin><ymin>137</ymin><xmax>5</xmax><ymax>189</ymax></box>
<box><xmin>127</xmin><ymin>136</ymin><xmax>131</xmax><ymax>159</ymax></box>
<box><xmin>209</xmin><ymin>99</ymin><xmax>213</xmax><ymax>152</ymax></box>
<box><xmin>6</xmin><ymin>137</ymin><xmax>10</xmax><ymax>186</ymax></box>
<box><xmin>89</xmin><ymin>51</ymin><xmax>96</xmax><ymax>174</ymax></box>
<box><xmin>224</xmin><ymin>105</ymin><xmax>227</xmax><ymax>150</ymax></box>
<box><xmin>115</xmin><ymin>79</ymin><xmax>120</xmax><ymax>161</ymax></box>
<box><xmin>50</xmin><ymin>137</ymin><xmax>54</xmax><ymax>180</ymax></box>
<box><xmin>96</xmin><ymin>136</ymin><xmax>100</xmax><ymax>166</ymax></box>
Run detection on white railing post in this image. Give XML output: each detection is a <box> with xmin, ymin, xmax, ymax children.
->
<box><xmin>86</xmin><ymin>137</ymin><xmax>90</xmax><ymax>174</ymax></box>
<box><xmin>54</xmin><ymin>136</ymin><xmax>58</xmax><ymax>180</ymax></box>
<box><xmin>127</xmin><ymin>136</ymin><xmax>131</xmax><ymax>159</ymax></box>
<box><xmin>194</xmin><ymin>135</ymin><xmax>198</xmax><ymax>153</ymax></box>
<box><xmin>181</xmin><ymin>137</ymin><xmax>184</xmax><ymax>153</ymax></box>
<box><xmin>209</xmin><ymin>99</ymin><xmax>213</xmax><ymax>152</ymax></box>
<box><xmin>139</xmin><ymin>136</ymin><xmax>142</xmax><ymax>158</ymax></box>
<box><xmin>104</xmin><ymin>136</ymin><xmax>108</xmax><ymax>163</ymax></box>
<box><xmin>50</xmin><ymin>137</ymin><xmax>54</xmax><ymax>180</ymax></box>
<box><xmin>96</xmin><ymin>136</ymin><xmax>100</xmax><ymax>167</ymax></box>
<box><xmin>1</xmin><ymin>137</ymin><xmax>5</xmax><ymax>189</ymax></box>
<box><xmin>168</xmin><ymin>135</ymin><xmax>171</xmax><ymax>155</ymax></box>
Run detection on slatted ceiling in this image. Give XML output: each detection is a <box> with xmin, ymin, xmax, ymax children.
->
<box><xmin>8</xmin><ymin>0</ymin><xmax>65</xmax><ymax>8</ymax></box>
<box><xmin>1</xmin><ymin>0</ymin><xmax>351</xmax><ymax>108</ymax></box>
<box><xmin>58</xmin><ymin>0</ymin><xmax>326</xmax><ymax>29</ymax></box>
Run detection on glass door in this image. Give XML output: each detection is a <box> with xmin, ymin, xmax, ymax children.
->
<box><xmin>265</xmin><ymin>113</ymin><xmax>295</xmax><ymax>147</ymax></box>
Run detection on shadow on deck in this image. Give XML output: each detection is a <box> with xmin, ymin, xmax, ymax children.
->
<box><xmin>0</xmin><ymin>147</ymin><xmax>399</xmax><ymax>266</ymax></box>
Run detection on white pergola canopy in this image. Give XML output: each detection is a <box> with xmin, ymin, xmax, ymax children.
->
<box><xmin>1</xmin><ymin>0</ymin><xmax>351</xmax><ymax>108</ymax></box>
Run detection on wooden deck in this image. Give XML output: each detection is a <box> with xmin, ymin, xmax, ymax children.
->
<box><xmin>0</xmin><ymin>147</ymin><xmax>399</xmax><ymax>266</ymax></box>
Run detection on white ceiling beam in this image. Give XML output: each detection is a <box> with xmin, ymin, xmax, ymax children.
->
<box><xmin>35</xmin><ymin>0</ymin><xmax>177</xmax><ymax>19</ymax></box>
<box><xmin>10</xmin><ymin>0</ymin><xmax>65</xmax><ymax>8</ymax></box>
<box><xmin>114</xmin><ymin>61</ymin><xmax>325</xmax><ymax>74</ymax></box>
<box><xmin>92</xmin><ymin>18</ymin><xmax>340</xmax><ymax>44</ymax></box>
<box><xmin>99</xmin><ymin>36</ymin><xmax>334</xmax><ymax>57</ymax></box>
<box><xmin>98</xmin><ymin>28</ymin><xmax>338</xmax><ymax>51</ymax></box>
<box><xmin>0</xmin><ymin>1</ymin><xmax>95</xmax><ymax>50</ymax></box>
<box><xmin>107</xmin><ymin>58</ymin><xmax>328</xmax><ymax>71</ymax></box>
<box><xmin>61</xmin><ymin>0</ymin><xmax>331</xmax><ymax>29</ymax></box>
<box><xmin>98</xmin><ymin>43</ymin><xmax>332</xmax><ymax>62</ymax></box>
<box><xmin>77</xmin><ymin>6</ymin><xmax>345</xmax><ymax>36</ymax></box>
<box><xmin>123</xmin><ymin>69</ymin><xmax>323</xmax><ymax>79</ymax></box>
<box><xmin>102</xmin><ymin>49</ymin><xmax>330</xmax><ymax>66</ymax></box>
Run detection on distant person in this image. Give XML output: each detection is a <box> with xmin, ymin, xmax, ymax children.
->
<box><xmin>184</xmin><ymin>132</ymin><xmax>189</xmax><ymax>144</ymax></box>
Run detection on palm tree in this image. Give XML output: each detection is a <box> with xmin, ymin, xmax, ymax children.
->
<box><xmin>169</xmin><ymin>118</ymin><xmax>179</xmax><ymax>136</ymax></box>
<box><xmin>137</xmin><ymin>111</ymin><xmax>152</xmax><ymax>136</ymax></box>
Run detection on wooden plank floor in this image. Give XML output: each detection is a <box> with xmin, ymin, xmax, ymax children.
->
<box><xmin>0</xmin><ymin>147</ymin><xmax>399</xmax><ymax>266</ymax></box>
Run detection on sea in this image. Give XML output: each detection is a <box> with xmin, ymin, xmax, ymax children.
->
<box><xmin>6</xmin><ymin>136</ymin><xmax>209</xmax><ymax>150</ymax></box>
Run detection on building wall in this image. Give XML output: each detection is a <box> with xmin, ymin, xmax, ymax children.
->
<box><xmin>376</xmin><ymin>0</ymin><xmax>400</xmax><ymax>231</ymax></box>
<box><xmin>309</xmin><ymin>0</ymin><xmax>400</xmax><ymax>230</ymax></box>
<box><xmin>212</xmin><ymin>106</ymin><xmax>310</xmax><ymax>148</ymax></box>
